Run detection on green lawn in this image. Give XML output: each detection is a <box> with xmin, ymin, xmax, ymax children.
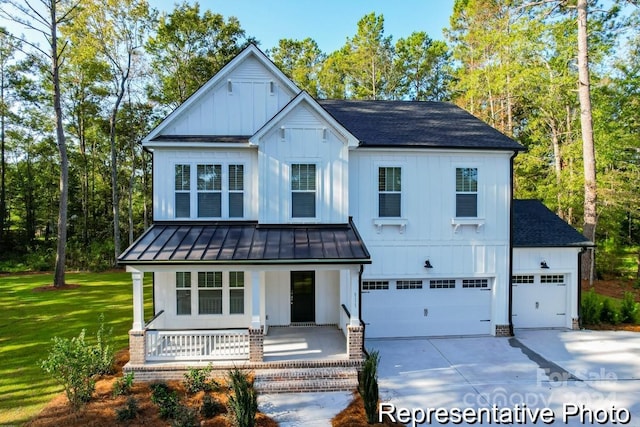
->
<box><xmin>0</xmin><ymin>271</ymin><xmax>153</xmax><ymax>425</ymax></box>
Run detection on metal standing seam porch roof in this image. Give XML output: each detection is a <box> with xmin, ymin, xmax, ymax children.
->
<box><xmin>118</xmin><ymin>220</ymin><xmax>371</xmax><ymax>265</ymax></box>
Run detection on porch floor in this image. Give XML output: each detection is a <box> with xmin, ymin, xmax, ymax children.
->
<box><xmin>264</xmin><ymin>325</ymin><xmax>347</xmax><ymax>362</ymax></box>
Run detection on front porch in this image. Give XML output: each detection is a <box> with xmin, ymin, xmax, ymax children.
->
<box><xmin>125</xmin><ymin>324</ymin><xmax>364</xmax><ymax>391</ymax></box>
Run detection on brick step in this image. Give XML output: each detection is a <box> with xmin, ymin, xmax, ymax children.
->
<box><xmin>253</xmin><ymin>367</ymin><xmax>358</xmax><ymax>393</ymax></box>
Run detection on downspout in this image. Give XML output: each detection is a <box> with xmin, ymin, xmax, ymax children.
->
<box><xmin>577</xmin><ymin>247</ymin><xmax>586</xmax><ymax>329</ymax></box>
<box><xmin>508</xmin><ymin>150</ymin><xmax>518</xmax><ymax>337</ymax></box>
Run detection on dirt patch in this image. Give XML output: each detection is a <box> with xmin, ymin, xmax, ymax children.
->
<box><xmin>32</xmin><ymin>284</ymin><xmax>81</xmax><ymax>292</ymax></box>
<box><xmin>27</xmin><ymin>350</ymin><xmax>277</xmax><ymax>427</ymax></box>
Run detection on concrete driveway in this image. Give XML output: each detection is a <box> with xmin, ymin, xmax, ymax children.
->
<box><xmin>371</xmin><ymin>329</ymin><xmax>640</xmax><ymax>426</ymax></box>
<box><xmin>259</xmin><ymin>329</ymin><xmax>640</xmax><ymax>426</ymax></box>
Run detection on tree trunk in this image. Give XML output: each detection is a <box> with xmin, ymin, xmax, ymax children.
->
<box><xmin>0</xmin><ymin>66</ymin><xmax>6</xmax><ymax>244</ymax></box>
<box><xmin>577</xmin><ymin>0</ymin><xmax>597</xmax><ymax>283</ymax></box>
<box><xmin>51</xmin><ymin>2</ymin><xmax>68</xmax><ymax>288</ymax></box>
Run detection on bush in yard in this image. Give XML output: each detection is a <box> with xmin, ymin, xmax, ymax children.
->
<box><xmin>359</xmin><ymin>350</ymin><xmax>380</xmax><ymax>424</ymax></box>
<box><xmin>581</xmin><ymin>289</ymin><xmax>602</xmax><ymax>325</ymax></box>
<box><xmin>620</xmin><ymin>291</ymin><xmax>639</xmax><ymax>324</ymax></box>
<box><xmin>171</xmin><ymin>405</ymin><xmax>198</xmax><ymax>427</ymax></box>
<box><xmin>91</xmin><ymin>313</ymin><xmax>115</xmax><ymax>375</ymax></box>
<box><xmin>600</xmin><ymin>298</ymin><xmax>620</xmax><ymax>325</ymax></box>
<box><xmin>112</xmin><ymin>372</ymin><xmax>135</xmax><ymax>397</ymax></box>
<box><xmin>183</xmin><ymin>363</ymin><xmax>219</xmax><ymax>393</ymax></box>
<box><xmin>201</xmin><ymin>394</ymin><xmax>224</xmax><ymax>418</ymax></box>
<box><xmin>115</xmin><ymin>397</ymin><xmax>139</xmax><ymax>422</ymax></box>
<box><xmin>150</xmin><ymin>382</ymin><xmax>180</xmax><ymax>419</ymax></box>
<box><xmin>227</xmin><ymin>368</ymin><xmax>257</xmax><ymax>427</ymax></box>
<box><xmin>40</xmin><ymin>330</ymin><xmax>97</xmax><ymax>410</ymax></box>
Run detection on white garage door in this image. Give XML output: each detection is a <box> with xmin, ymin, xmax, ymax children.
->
<box><xmin>512</xmin><ymin>274</ymin><xmax>567</xmax><ymax>328</ymax></box>
<box><xmin>362</xmin><ymin>278</ymin><xmax>492</xmax><ymax>338</ymax></box>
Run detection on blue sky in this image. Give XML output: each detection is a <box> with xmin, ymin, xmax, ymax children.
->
<box><xmin>149</xmin><ymin>0</ymin><xmax>456</xmax><ymax>53</ymax></box>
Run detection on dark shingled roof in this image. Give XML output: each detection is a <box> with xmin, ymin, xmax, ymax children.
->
<box><xmin>318</xmin><ymin>99</ymin><xmax>524</xmax><ymax>151</ymax></box>
<box><xmin>513</xmin><ymin>200</ymin><xmax>593</xmax><ymax>247</ymax></box>
<box><xmin>118</xmin><ymin>220</ymin><xmax>370</xmax><ymax>265</ymax></box>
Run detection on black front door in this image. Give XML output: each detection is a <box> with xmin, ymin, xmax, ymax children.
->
<box><xmin>291</xmin><ymin>271</ymin><xmax>315</xmax><ymax>323</ymax></box>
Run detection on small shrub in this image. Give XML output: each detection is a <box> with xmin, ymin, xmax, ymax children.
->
<box><xmin>600</xmin><ymin>298</ymin><xmax>620</xmax><ymax>325</ymax></box>
<box><xmin>171</xmin><ymin>405</ymin><xmax>198</xmax><ymax>427</ymax></box>
<box><xmin>581</xmin><ymin>289</ymin><xmax>601</xmax><ymax>325</ymax></box>
<box><xmin>40</xmin><ymin>330</ymin><xmax>97</xmax><ymax>410</ymax></box>
<box><xmin>620</xmin><ymin>292</ymin><xmax>639</xmax><ymax>324</ymax></box>
<box><xmin>115</xmin><ymin>397</ymin><xmax>139</xmax><ymax>422</ymax></box>
<box><xmin>201</xmin><ymin>394</ymin><xmax>223</xmax><ymax>418</ymax></box>
<box><xmin>227</xmin><ymin>369</ymin><xmax>257</xmax><ymax>427</ymax></box>
<box><xmin>113</xmin><ymin>372</ymin><xmax>135</xmax><ymax>397</ymax></box>
<box><xmin>359</xmin><ymin>350</ymin><xmax>380</xmax><ymax>424</ymax></box>
<box><xmin>184</xmin><ymin>364</ymin><xmax>218</xmax><ymax>393</ymax></box>
<box><xmin>150</xmin><ymin>382</ymin><xmax>180</xmax><ymax>419</ymax></box>
<box><xmin>91</xmin><ymin>313</ymin><xmax>115</xmax><ymax>375</ymax></box>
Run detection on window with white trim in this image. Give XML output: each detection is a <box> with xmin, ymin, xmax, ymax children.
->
<box><xmin>198</xmin><ymin>272</ymin><xmax>222</xmax><ymax>314</ymax></box>
<box><xmin>175</xmin><ymin>165</ymin><xmax>191</xmax><ymax>218</ymax></box>
<box><xmin>429</xmin><ymin>279</ymin><xmax>456</xmax><ymax>289</ymax></box>
<box><xmin>462</xmin><ymin>278</ymin><xmax>489</xmax><ymax>288</ymax></box>
<box><xmin>378</xmin><ymin>167</ymin><xmax>401</xmax><ymax>217</ymax></box>
<box><xmin>197</xmin><ymin>164</ymin><xmax>221</xmax><ymax>217</ymax></box>
<box><xmin>541</xmin><ymin>275</ymin><xmax>565</xmax><ymax>284</ymax></box>
<box><xmin>397</xmin><ymin>280</ymin><xmax>423</xmax><ymax>290</ymax></box>
<box><xmin>229</xmin><ymin>271</ymin><xmax>245</xmax><ymax>314</ymax></box>
<box><xmin>513</xmin><ymin>275</ymin><xmax>534</xmax><ymax>284</ymax></box>
<box><xmin>456</xmin><ymin>167</ymin><xmax>478</xmax><ymax>217</ymax></box>
<box><xmin>291</xmin><ymin>164</ymin><xmax>316</xmax><ymax>218</ymax></box>
<box><xmin>362</xmin><ymin>280</ymin><xmax>389</xmax><ymax>290</ymax></box>
<box><xmin>228</xmin><ymin>165</ymin><xmax>244</xmax><ymax>218</ymax></box>
<box><xmin>176</xmin><ymin>272</ymin><xmax>191</xmax><ymax>315</ymax></box>
<box><xmin>174</xmin><ymin>163</ymin><xmax>245</xmax><ymax>219</ymax></box>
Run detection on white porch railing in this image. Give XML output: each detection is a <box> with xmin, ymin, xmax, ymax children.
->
<box><xmin>146</xmin><ymin>329</ymin><xmax>250</xmax><ymax>361</ymax></box>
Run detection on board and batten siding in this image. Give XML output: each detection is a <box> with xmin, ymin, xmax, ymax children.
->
<box><xmin>350</xmin><ymin>149</ymin><xmax>513</xmax><ymax>336</ymax></box>
<box><xmin>159</xmin><ymin>56</ymin><xmax>296</xmax><ymax>137</ymax></box>
<box><xmin>258</xmin><ymin>105</ymin><xmax>350</xmax><ymax>224</ymax></box>
<box><xmin>153</xmin><ymin>148</ymin><xmax>258</xmax><ymax>221</ymax></box>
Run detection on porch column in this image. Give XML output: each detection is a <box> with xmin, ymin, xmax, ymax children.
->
<box><xmin>248</xmin><ymin>271</ymin><xmax>264</xmax><ymax>362</ymax></box>
<box><xmin>349</xmin><ymin>267</ymin><xmax>360</xmax><ymax>326</ymax></box>
<box><xmin>131</xmin><ymin>271</ymin><xmax>144</xmax><ymax>330</ymax></box>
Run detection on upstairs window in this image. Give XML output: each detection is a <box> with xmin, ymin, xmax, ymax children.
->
<box><xmin>175</xmin><ymin>165</ymin><xmax>191</xmax><ymax>218</ymax></box>
<box><xmin>228</xmin><ymin>164</ymin><xmax>244</xmax><ymax>218</ymax></box>
<box><xmin>379</xmin><ymin>167</ymin><xmax>401</xmax><ymax>217</ymax></box>
<box><xmin>291</xmin><ymin>164</ymin><xmax>316</xmax><ymax>218</ymax></box>
<box><xmin>456</xmin><ymin>167</ymin><xmax>478</xmax><ymax>217</ymax></box>
<box><xmin>197</xmin><ymin>164</ymin><xmax>222</xmax><ymax>218</ymax></box>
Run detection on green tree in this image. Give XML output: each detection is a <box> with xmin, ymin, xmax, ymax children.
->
<box><xmin>145</xmin><ymin>1</ymin><xmax>248</xmax><ymax>108</ymax></box>
<box><xmin>269</xmin><ymin>38</ymin><xmax>325</xmax><ymax>97</ymax></box>
<box><xmin>393</xmin><ymin>32</ymin><xmax>452</xmax><ymax>101</ymax></box>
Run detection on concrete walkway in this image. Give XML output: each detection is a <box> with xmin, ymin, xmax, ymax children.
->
<box><xmin>259</xmin><ymin>330</ymin><xmax>640</xmax><ymax>426</ymax></box>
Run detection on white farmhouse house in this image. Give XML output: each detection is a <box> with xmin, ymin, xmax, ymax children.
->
<box><xmin>118</xmin><ymin>45</ymin><xmax>591</xmax><ymax>387</ymax></box>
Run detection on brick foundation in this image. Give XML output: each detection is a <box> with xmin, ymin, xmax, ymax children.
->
<box><xmin>572</xmin><ymin>317</ymin><xmax>580</xmax><ymax>330</ymax></box>
<box><xmin>347</xmin><ymin>325</ymin><xmax>364</xmax><ymax>360</ymax></box>
<box><xmin>128</xmin><ymin>330</ymin><xmax>145</xmax><ymax>365</ymax></box>
<box><xmin>249</xmin><ymin>327</ymin><xmax>264</xmax><ymax>362</ymax></box>
<box><xmin>494</xmin><ymin>324</ymin><xmax>512</xmax><ymax>337</ymax></box>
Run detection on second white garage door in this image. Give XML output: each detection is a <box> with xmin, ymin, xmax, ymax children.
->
<box><xmin>362</xmin><ymin>278</ymin><xmax>493</xmax><ymax>338</ymax></box>
<box><xmin>512</xmin><ymin>274</ymin><xmax>567</xmax><ymax>328</ymax></box>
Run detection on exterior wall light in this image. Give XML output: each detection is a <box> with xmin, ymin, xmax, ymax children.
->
<box><xmin>424</xmin><ymin>260</ymin><xmax>433</xmax><ymax>269</ymax></box>
<box><xmin>540</xmin><ymin>261</ymin><xmax>549</xmax><ymax>269</ymax></box>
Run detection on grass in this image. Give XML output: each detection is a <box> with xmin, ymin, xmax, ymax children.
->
<box><xmin>0</xmin><ymin>271</ymin><xmax>153</xmax><ymax>425</ymax></box>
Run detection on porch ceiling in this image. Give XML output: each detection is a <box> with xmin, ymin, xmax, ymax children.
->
<box><xmin>118</xmin><ymin>220</ymin><xmax>371</xmax><ymax>265</ymax></box>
